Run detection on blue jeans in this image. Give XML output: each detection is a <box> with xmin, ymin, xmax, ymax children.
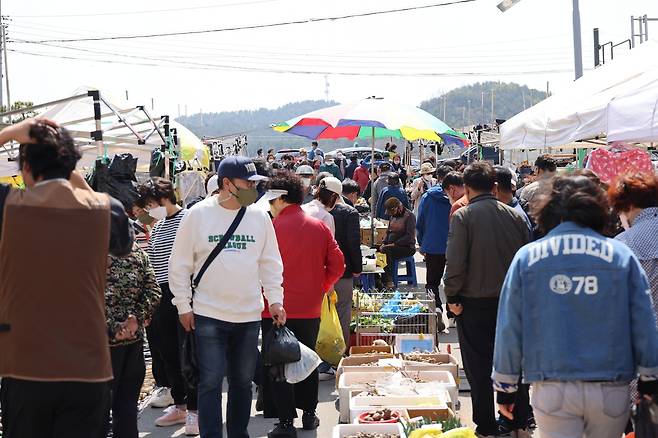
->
<box><xmin>194</xmin><ymin>315</ymin><xmax>260</xmax><ymax>438</ymax></box>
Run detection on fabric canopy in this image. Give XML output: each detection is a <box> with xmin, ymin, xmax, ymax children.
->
<box><xmin>500</xmin><ymin>41</ymin><xmax>658</xmax><ymax>150</ymax></box>
<box><xmin>273</xmin><ymin>97</ymin><xmax>468</xmax><ymax>146</ymax></box>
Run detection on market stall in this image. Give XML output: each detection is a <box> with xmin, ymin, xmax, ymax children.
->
<box><xmin>500</xmin><ymin>41</ymin><xmax>658</xmax><ymax>150</ymax></box>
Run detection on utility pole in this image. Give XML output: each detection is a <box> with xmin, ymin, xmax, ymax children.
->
<box><xmin>480</xmin><ymin>91</ymin><xmax>485</xmax><ymax>124</ymax></box>
<box><xmin>522</xmin><ymin>91</ymin><xmax>526</xmax><ymax>110</ymax></box>
<box><xmin>3</xmin><ymin>22</ymin><xmax>11</xmax><ymax>115</ymax></box>
<box><xmin>491</xmin><ymin>89</ymin><xmax>495</xmax><ymax>122</ymax></box>
<box><xmin>125</xmin><ymin>90</ymin><xmax>129</xmax><ymax>101</ymax></box>
<box><xmin>467</xmin><ymin>99</ymin><xmax>471</xmax><ymax>126</ymax></box>
<box><xmin>573</xmin><ymin>0</ymin><xmax>583</xmax><ymax>79</ymax></box>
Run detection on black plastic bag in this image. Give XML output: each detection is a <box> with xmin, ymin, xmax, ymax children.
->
<box><xmin>181</xmin><ymin>331</ymin><xmax>199</xmax><ymax>390</ymax></box>
<box><xmin>261</xmin><ymin>325</ymin><xmax>301</xmax><ymax>366</ymax></box>
<box><xmin>634</xmin><ymin>396</ymin><xmax>658</xmax><ymax>438</ymax></box>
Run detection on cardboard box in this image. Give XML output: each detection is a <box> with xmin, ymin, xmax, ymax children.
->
<box><xmin>337</xmin><ymin>370</ymin><xmax>458</xmax><ymax>423</ymax></box>
<box><xmin>349</xmin><ymin>391</ymin><xmax>450</xmax><ymax>423</ymax></box>
<box><xmin>404</xmin><ymin>407</ymin><xmax>456</xmax><ymax>422</ymax></box>
<box><xmin>360</xmin><ymin>227</ymin><xmax>388</xmax><ymax>246</ymax></box>
<box><xmin>333</xmin><ymin>423</ymin><xmax>405</xmax><ymax>438</ymax></box>
<box><xmin>402</xmin><ymin>353</ymin><xmax>460</xmax><ymax>383</ymax></box>
<box><xmin>349</xmin><ymin>345</ymin><xmax>394</xmax><ymax>356</ymax></box>
<box><xmin>336</xmin><ymin>354</ymin><xmax>398</xmax><ymax>384</ymax></box>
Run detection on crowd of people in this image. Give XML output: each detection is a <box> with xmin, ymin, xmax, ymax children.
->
<box><xmin>0</xmin><ymin>117</ymin><xmax>656</xmax><ymax>438</ymax></box>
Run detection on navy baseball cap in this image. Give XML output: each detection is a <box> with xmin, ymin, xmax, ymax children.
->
<box><xmin>217</xmin><ymin>156</ymin><xmax>268</xmax><ymax>181</ymax></box>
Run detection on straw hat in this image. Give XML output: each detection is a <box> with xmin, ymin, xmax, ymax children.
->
<box><xmin>419</xmin><ymin>162</ymin><xmax>436</xmax><ymax>175</ymax></box>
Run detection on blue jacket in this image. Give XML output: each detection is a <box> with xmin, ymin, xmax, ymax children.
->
<box><xmin>376</xmin><ymin>186</ymin><xmax>410</xmax><ymax>220</ymax></box>
<box><xmin>493</xmin><ymin>222</ymin><xmax>658</xmax><ymax>389</ymax></box>
<box><xmin>416</xmin><ymin>186</ymin><xmax>451</xmax><ymax>255</ymax></box>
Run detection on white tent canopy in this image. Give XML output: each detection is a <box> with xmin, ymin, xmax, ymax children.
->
<box><xmin>0</xmin><ymin>87</ymin><xmax>207</xmax><ymax>177</ymax></box>
<box><xmin>500</xmin><ymin>41</ymin><xmax>658</xmax><ymax>150</ymax></box>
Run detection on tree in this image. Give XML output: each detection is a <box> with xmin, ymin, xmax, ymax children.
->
<box><xmin>0</xmin><ymin>101</ymin><xmax>37</xmax><ymax>122</ymax></box>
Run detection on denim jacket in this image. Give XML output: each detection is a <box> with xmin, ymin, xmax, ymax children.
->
<box><xmin>493</xmin><ymin>222</ymin><xmax>658</xmax><ymax>391</ymax></box>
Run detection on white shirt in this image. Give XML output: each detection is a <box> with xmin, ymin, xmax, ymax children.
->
<box><xmin>302</xmin><ymin>199</ymin><xmax>336</xmax><ymax>236</ymax></box>
<box><xmin>168</xmin><ymin>197</ymin><xmax>284</xmax><ymax>323</ymax></box>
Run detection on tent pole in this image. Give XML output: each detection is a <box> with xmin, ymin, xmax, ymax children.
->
<box><xmin>163</xmin><ymin>115</ymin><xmax>170</xmax><ymax>180</ymax></box>
<box><xmin>371</xmin><ymin>126</ymin><xmax>376</xmax><ymax>248</ymax></box>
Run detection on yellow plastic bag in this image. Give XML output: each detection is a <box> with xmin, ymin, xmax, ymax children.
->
<box><xmin>315</xmin><ymin>291</ymin><xmax>346</xmax><ymax>365</ymax></box>
<box><xmin>376</xmin><ymin>251</ymin><xmax>387</xmax><ymax>269</ymax></box>
<box><xmin>438</xmin><ymin>427</ymin><xmax>477</xmax><ymax>438</ymax></box>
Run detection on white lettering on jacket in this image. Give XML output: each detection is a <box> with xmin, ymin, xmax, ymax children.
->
<box><xmin>528</xmin><ymin>234</ymin><xmax>614</xmax><ymax>267</ymax></box>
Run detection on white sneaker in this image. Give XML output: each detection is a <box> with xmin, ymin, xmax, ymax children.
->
<box><xmin>149</xmin><ymin>387</ymin><xmax>174</xmax><ymax>408</ymax></box>
<box><xmin>155</xmin><ymin>405</ymin><xmax>187</xmax><ymax>427</ymax></box>
<box><xmin>185</xmin><ymin>411</ymin><xmax>199</xmax><ymax>436</ymax></box>
<box><xmin>319</xmin><ymin>367</ymin><xmax>336</xmax><ymax>381</ymax></box>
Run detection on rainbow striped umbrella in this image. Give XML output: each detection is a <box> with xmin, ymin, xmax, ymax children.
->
<box><xmin>272</xmin><ymin>97</ymin><xmax>468</xmax><ymax>146</ymax></box>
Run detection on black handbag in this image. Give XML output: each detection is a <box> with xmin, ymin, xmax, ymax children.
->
<box><xmin>180</xmin><ymin>206</ymin><xmax>247</xmax><ymax>390</ymax></box>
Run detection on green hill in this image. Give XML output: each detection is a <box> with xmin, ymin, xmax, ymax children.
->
<box><xmin>420</xmin><ymin>81</ymin><xmax>547</xmax><ymax>129</ymax></box>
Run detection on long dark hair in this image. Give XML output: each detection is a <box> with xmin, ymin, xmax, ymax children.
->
<box><xmin>534</xmin><ymin>175</ymin><xmax>611</xmax><ymax>235</ymax></box>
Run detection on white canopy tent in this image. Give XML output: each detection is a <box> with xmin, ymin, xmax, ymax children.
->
<box><xmin>0</xmin><ymin>87</ymin><xmax>208</xmax><ymax>178</ymax></box>
<box><xmin>500</xmin><ymin>41</ymin><xmax>658</xmax><ymax>150</ymax></box>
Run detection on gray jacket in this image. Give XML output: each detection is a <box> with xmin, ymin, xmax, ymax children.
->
<box><xmin>444</xmin><ymin>194</ymin><xmax>529</xmax><ymax>303</ymax></box>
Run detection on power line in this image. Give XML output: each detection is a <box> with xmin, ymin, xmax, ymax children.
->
<box><xmin>10</xmin><ymin>0</ymin><xmax>287</xmax><ymax>18</ymax></box>
<box><xmin>9</xmin><ymin>20</ymin><xmax>573</xmax><ymax>56</ymax></box>
<box><xmin>9</xmin><ymin>48</ymin><xmax>584</xmax><ymax>77</ymax></box>
<box><xmin>17</xmin><ymin>0</ymin><xmax>477</xmax><ymax>43</ymax></box>
<box><xmin>10</xmin><ymin>40</ymin><xmax>580</xmax><ymax>68</ymax></box>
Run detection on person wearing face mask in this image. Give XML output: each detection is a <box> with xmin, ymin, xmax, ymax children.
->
<box><xmin>262</xmin><ymin>172</ymin><xmax>344</xmax><ymax>438</ymax></box>
<box><xmin>168</xmin><ymin>155</ymin><xmax>286</xmax><ymax>438</ymax></box>
<box><xmin>319</xmin><ymin>154</ymin><xmax>343</xmax><ymax>181</ymax></box>
<box><xmin>135</xmin><ymin>177</ymin><xmax>200</xmax><ymax>434</ymax></box>
<box><xmin>295</xmin><ymin>164</ymin><xmax>315</xmax><ymax>204</ymax></box>
<box><xmin>411</xmin><ymin>162</ymin><xmax>437</xmax><ymax>216</ymax></box>
<box><xmin>380</xmin><ymin>198</ymin><xmax>416</xmax><ymax>288</ymax></box>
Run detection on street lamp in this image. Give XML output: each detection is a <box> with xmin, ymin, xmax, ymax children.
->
<box><xmin>497</xmin><ymin>0</ymin><xmax>583</xmax><ymax>80</ymax></box>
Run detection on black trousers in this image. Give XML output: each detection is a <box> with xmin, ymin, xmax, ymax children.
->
<box><xmin>382</xmin><ymin>245</ymin><xmax>416</xmax><ymax>280</ymax></box>
<box><xmin>0</xmin><ymin>378</ymin><xmax>110</xmax><ymax>438</ymax></box>
<box><xmin>425</xmin><ymin>253</ymin><xmax>446</xmax><ymax>309</ymax></box>
<box><xmin>456</xmin><ymin>298</ymin><xmax>530</xmax><ymax>435</ymax></box>
<box><xmin>110</xmin><ymin>341</ymin><xmax>146</xmax><ymax>438</ymax></box>
<box><xmin>146</xmin><ymin>322</ymin><xmax>168</xmax><ymax>388</ymax></box>
<box><xmin>149</xmin><ymin>282</ymin><xmax>198</xmax><ymax>410</ymax></box>
<box><xmin>261</xmin><ymin>318</ymin><xmax>320</xmax><ymax>420</ymax></box>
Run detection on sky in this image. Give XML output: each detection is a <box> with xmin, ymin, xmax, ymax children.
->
<box><xmin>2</xmin><ymin>0</ymin><xmax>658</xmax><ymax>117</ymax></box>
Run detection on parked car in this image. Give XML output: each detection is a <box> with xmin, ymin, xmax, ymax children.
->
<box><xmin>274</xmin><ymin>149</ymin><xmax>301</xmax><ymax>161</ymax></box>
<box><xmin>339</xmin><ymin>146</ymin><xmax>386</xmax><ymax>160</ymax></box>
<box><xmin>460</xmin><ymin>145</ymin><xmax>500</xmax><ymax>164</ymax></box>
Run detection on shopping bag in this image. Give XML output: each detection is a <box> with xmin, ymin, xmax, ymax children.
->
<box><xmin>633</xmin><ymin>396</ymin><xmax>658</xmax><ymax>438</ymax></box>
<box><xmin>316</xmin><ymin>291</ymin><xmax>346</xmax><ymax>365</ymax></box>
<box><xmin>181</xmin><ymin>332</ymin><xmax>199</xmax><ymax>390</ymax></box>
<box><xmin>262</xmin><ymin>325</ymin><xmax>301</xmax><ymax>366</ymax></box>
<box><xmin>285</xmin><ymin>342</ymin><xmax>322</xmax><ymax>384</ymax></box>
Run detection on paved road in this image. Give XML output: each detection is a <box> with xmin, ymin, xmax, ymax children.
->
<box><xmin>137</xmin><ymin>255</ymin><xmax>475</xmax><ymax>437</ymax></box>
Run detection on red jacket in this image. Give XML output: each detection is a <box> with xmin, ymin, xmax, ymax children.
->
<box><xmin>263</xmin><ymin>204</ymin><xmax>345</xmax><ymax>319</ymax></box>
<box><xmin>353</xmin><ymin>166</ymin><xmax>371</xmax><ymax>193</ymax></box>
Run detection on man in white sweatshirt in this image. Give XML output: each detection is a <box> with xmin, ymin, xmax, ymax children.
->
<box><xmin>169</xmin><ymin>156</ymin><xmax>286</xmax><ymax>438</ymax></box>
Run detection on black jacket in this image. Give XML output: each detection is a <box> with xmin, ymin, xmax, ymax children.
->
<box><xmin>444</xmin><ymin>194</ymin><xmax>529</xmax><ymax>303</ymax></box>
<box><xmin>330</xmin><ymin>203</ymin><xmax>362</xmax><ymax>278</ymax></box>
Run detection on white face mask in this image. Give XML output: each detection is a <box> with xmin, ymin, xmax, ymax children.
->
<box><xmin>148</xmin><ymin>206</ymin><xmax>167</xmax><ymax>221</ymax></box>
<box><xmin>302</xmin><ymin>178</ymin><xmax>312</xmax><ymax>188</ymax></box>
<box><xmin>423</xmin><ymin>174</ymin><xmax>433</xmax><ymax>181</ymax></box>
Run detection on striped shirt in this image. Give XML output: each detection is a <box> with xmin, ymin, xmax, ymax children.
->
<box><xmin>148</xmin><ymin>209</ymin><xmax>187</xmax><ymax>285</ymax></box>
